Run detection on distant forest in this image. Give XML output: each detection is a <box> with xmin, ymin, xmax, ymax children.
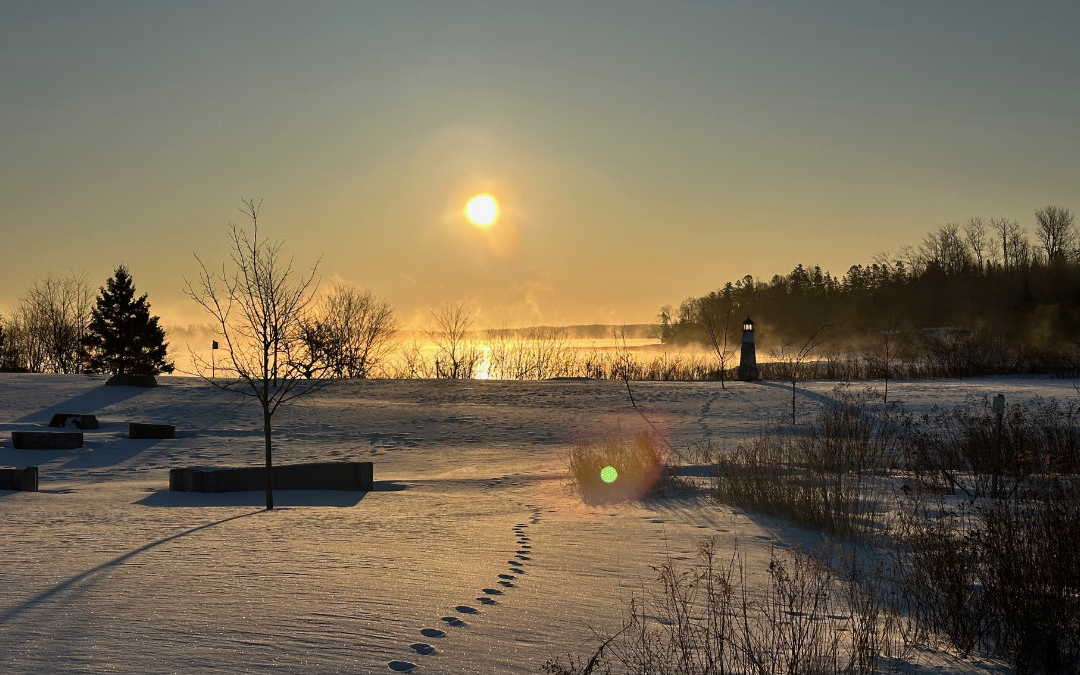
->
<box><xmin>660</xmin><ymin>205</ymin><xmax>1080</xmax><ymax>377</ymax></box>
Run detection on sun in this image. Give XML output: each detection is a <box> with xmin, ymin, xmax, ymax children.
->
<box><xmin>465</xmin><ymin>194</ymin><xmax>498</xmax><ymax>227</ymax></box>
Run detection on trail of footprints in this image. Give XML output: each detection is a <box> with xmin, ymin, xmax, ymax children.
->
<box><xmin>388</xmin><ymin>493</ymin><xmax>542</xmax><ymax>673</ymax></box>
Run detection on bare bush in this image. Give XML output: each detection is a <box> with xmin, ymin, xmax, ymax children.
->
<box><xmin>302</xmin><ymin>283</ymin><xmax>397</xmax><ymax>378</ymax></box>
<box><xmin>545</xmin><ymin>539</ymin><xmax>906</xmax><ymax>675</ymax></box>
<box><xmin>893</xmin><ymin>480</ymin><xmax>1080</xmax><ymax>672</ymax></box>
<box><xmin>908</xmin><ymin>395</ymin><xmax>1080</xmax><ymax>497</ymax></box>
<box><xmin>485</xmin><ymin>326</ymin><xmax>575</xmax><ymax>380</ymax></box>
<box><xmin>427</xmin><ymin>302</ymin><xmax>481</xmax><ymax>379</ymax></box>
<box><xmin>713</xmin><ymin>388</ymin><xmax>903</xmax><ymax>539</ymax></box>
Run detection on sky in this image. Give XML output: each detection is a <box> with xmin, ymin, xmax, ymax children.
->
<box><xmin>2</xmin><ymin>1</ymin><xmax>1079</xmax><ymax>333</ymax></box>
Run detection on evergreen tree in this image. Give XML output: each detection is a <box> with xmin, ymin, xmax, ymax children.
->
<box><xmin>83</xmin><ymin>266</ymin><xmax>174</xmax><ymax>378</ymax></box>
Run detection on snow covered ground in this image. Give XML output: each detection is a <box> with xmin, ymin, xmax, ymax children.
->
<box><xmin>1</xmin><ymin>373</ymin><xmax>1072</xmax><ymax>673</ymax></box>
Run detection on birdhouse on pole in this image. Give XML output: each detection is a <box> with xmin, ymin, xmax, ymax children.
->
<box><xmin>737</xmin><ymin>317</ymin><xmax>760</xmax><ymax>381</ymax></box>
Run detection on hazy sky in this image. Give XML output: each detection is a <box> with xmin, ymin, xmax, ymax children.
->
<box><xmin>3</xmin><ymin>1</ymin><xmax>1079</xmax><ymax>331</ymax></box>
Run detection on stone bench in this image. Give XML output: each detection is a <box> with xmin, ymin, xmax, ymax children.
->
<box><xmin>48</xmin><ymin>413</ymin><xmax>100</xmax><ymax>430</ymax></box>
<box><xmin>11</xmin><ymin>431</ymin><xmax>84</xmax><ymax>450</ymax></box>
<box><xmin>169</xmin><ymin>461</ymin><xmax>374</xmax><ymax>493</ymax></box>
<box><xmin>129</xmin><ymin>423</ymin><xmax>176</xmax><ymax>439</ymax></box>
<box><xmin>0</xmin><ymin>466</ymin><xmax>38</xmax><ymax>491</ymax></box>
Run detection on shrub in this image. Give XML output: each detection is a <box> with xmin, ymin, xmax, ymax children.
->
<box><xmin>893</xmin><ymin>480</ymin><xmax>1080</xmax><ymax>672</ymax></box>
<box><xmin>908</xmin><ymin>395</ymin><xmax>1080</xmax><ymax>497</ymax></box>
<box><xmin>711</xmin><ymin>389</ymin><xmax>904</xmax><ymax>540</ymax></box>
<box><xmin>567</xmin><ymin>433</ymin><xmax>666</xmax><ymax>504</ymax></box>
<box><xmin>544</xmin><ymin>539</ymin><xmax>906</xmax><ymax>675</ymax></box>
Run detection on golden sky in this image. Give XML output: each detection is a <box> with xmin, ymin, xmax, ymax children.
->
<box><xmin>2</xmin><ymin>2</ymin><xmax>1079</xmax><ymax>332</ymax></box>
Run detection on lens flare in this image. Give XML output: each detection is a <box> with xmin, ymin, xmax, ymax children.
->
<box><xmin>600</xmin><ymin>466</ymin><xmax>618</xmax><ymax>483</ymax></box>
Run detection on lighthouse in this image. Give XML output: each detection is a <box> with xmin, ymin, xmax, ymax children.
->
<box><xmin>737</xmin><ymin>316</ymin><xmax>760</xmax><ymax>381</ymax></box>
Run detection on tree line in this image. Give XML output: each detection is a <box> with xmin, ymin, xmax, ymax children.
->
<box><xmin>660</xmin><ymin>204</ymin><xmax>1080</xmax><ymax>377</ymax></box>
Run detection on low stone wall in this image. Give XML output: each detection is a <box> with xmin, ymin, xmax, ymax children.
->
<box><xmin>11</xmin><ymin>431</ymin><xmax>84</xmax><ymax>450</ymax></box>
<box><xmin>129</xmin><ymin>423</ymin><xmax>176</xmax><ymax>439</ymax></box>
<box><xmin>169</xmin><ymin>461</ymin><xmax>374</xmax><ymax>493</ymax></box>
<box><xmin>0</xmin><ymin>467</ymin><xmax>38</xmax><ymax>491</ymax></box>
<box><xmin>48</xmin><ymin>414</ymin><xmax>99</xmax><ymax>430</ymax></box>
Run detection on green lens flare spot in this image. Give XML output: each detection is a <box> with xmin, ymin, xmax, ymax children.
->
<box><xmin>600</xmin><ymin>466</ymin><xmax>618</xmax><ymax>483</ymax></box>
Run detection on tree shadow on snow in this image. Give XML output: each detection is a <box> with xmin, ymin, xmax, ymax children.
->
<box><xmin>14</xmin><ymin>384</ymin><xmax>150</xmax><ymax>425</ymax></box>
<box><xmin>751</xmin><ymin>380</ymin><xmax>831</xmax><ymax>405</ymax></box>
<box><xmin>59</xmin><ymin>437</ymin><xmax>167</xmax><ymax>470</ymax></box>
<box><xmin>134</xmin><ymin>481</ymin><xmax>409</xmax><ymax>508</ymax></box>
<box><xmin>0</xmin><ymin>510</ymin><xmax>259</xmax><ymax>628</ymax></box>
<box><xmin>136</xmin><ymin>489</ymin><xmax>369</xmax><ymax>508</ymax></box>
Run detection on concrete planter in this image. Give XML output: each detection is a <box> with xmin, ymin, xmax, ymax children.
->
<box><xmin>12</xmin><ymin>431</ymin><xmax>83</xmax><ymax>450</ymax></box>
<box><xmin>0</xmin><ymin>467</ymin><xmax>38</xmax><ymax>491</ymax></box>
<box><xmin>170</xmin><ymin>461</ymin><xmax>374</xmax><ymax>493</ymax></box>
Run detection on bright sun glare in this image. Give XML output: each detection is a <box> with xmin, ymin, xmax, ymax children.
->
<box><xmin>465</xmin><ymin>194</ymin><xmax>498</xmax><ymax>227</ymax></box>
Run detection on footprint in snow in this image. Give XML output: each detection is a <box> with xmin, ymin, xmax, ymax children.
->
<box><xmin>410</xmin><ymin>643</ymin><xmax>437</xmax><ymax>655</ymax></box>
<box><xmin>388</xmin><ymin>661</ymin><xmax>417</xmax><ymax>672</ymax></box>
<box><xmin>515</xmin><ymin>554</ymin><xmax>531</xmax><ymax>561</ymax></box>
<box><xmin>441</xmin><ymin>616</ymin><xmax>466</xmax><ymax>627</ymax></box>
<box><xmin>482</xmin><ymin>588</ymin><xmax>504</xmax><ymax>595</ymax></box>
<box><xmin>498</xmin><ymin>573</ymin><xmax>516</xmax><ymax>580</ymax></box>
<box><xmin>498</xmin><ymin>580</ymin><xmax>516</xmax><ymax>588</ymax></box>
<box><xmin>420</xmin><ymin>628</ymin><xmax>446</xmax><ymax>639</ymax></box>
<box><xmin>477</xmin><ymin>597</ymin><xmax>498</xmax><ymax>605</ymax></box>
<box><xmin>456</xmin><ymin>605</ymin><xmax>479</xmax><ymax>614</ymax></box>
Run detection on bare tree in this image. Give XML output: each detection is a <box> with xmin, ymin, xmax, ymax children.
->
<box><xmin>428</xmin><ymin>302</ymin><xmax>480</xmax><ymax>379</ymax></box>
<box><xmin>1008</xmin><ymin>225</ymin><xmax>1032</xmax><ymax>269</ymax></box>
<box><xmin>14</xmin><ymin>273</ymin><xmax>92</xmax><ymax>373</ymax></box>
<box><xmin>0</xmin><ymin>318</ymin><xmax>15</xmax><ymax>372</ymax></box>
<box><xmin>919</xmin><ymin>223</ymin><xmax>971</xmax><ymax>274</ymax></box>
<box><xmin>991</xmin><ymin>217</ymin><xmax>1025</xmax><ymax>270</ymax></box>
<box><xmin>963</xmin><ymin>217</ymin><xmax>989</xmax><ymax>270</ymax></box>
<box><xmin>1034</xmin><ymin>204</ymin><xmax>1076</xmax><ymax>265</ymax></box>
<box><xmin>0</xmin><ymin>312</ymin><xmax>40</xmax><ymax>372</ymax></box>
<box><xmin>303</xmin><ymin>283</ymin><xmax>397</xmax><ymax>378</ymax></box>
<box><xmin>876</xmin><ymin>317</ymin><xmax>905</xmax><ymax>404</ymax></box>
<box><xmin>184</xmin><ymin>198</ymin><xmax>324</xmax><ymax>510</ymax></box>
<box><xmin>696</xmin><ymin>294</ymin><xmax>737</xmax><ymax>389</ymax></box>
<box><xmin>773</xmin><ymin>325</ymin><xmax>827</xmax><ymax>425</ymax></box>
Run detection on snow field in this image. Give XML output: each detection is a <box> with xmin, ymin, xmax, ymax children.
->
<box><xmin>2</xmin><ymin>374</ymin><xmax>1071</xmax><ymax>673</ymax></box>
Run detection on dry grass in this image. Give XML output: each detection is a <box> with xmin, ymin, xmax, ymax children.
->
<box><xmin>566</xmin><ymin>432</ymin><xmax>666</xmax><ymax>505</ymax></box>
<box><xmin>543</xmin><ymin>539</ymin><xmax>909</xmax><ymax>675</ymax></box>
